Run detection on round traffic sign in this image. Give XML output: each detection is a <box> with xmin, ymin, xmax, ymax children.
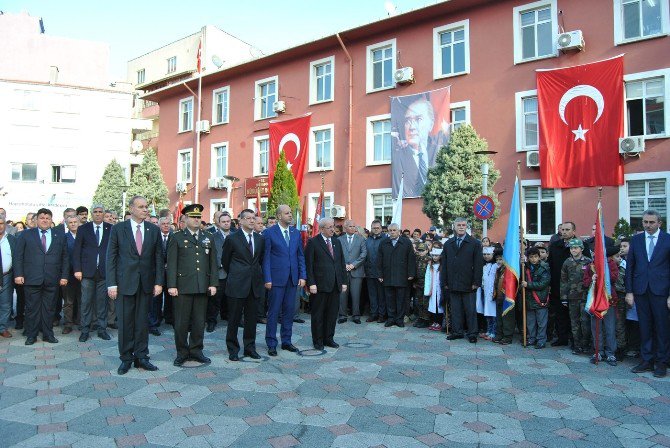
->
<box><xmin>473</xmin><ymin>195</ymin><xmax>495</xmax><ymax>220</ymax></box>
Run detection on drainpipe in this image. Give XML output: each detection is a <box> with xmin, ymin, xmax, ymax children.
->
<box><xmin>336</xmin><ymin>33</ymin><xmax>353</xmax><ymax>219</ymax></box>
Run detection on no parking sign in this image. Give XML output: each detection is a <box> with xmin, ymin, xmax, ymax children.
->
<box><xmin>473</xmin><ymin>195</ymin><xmax>495</xmax><ymax>220</ymax></box>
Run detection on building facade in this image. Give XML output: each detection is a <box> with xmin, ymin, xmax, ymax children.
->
<box><xmin>144</xmin><ymin>0</ymin><xmax>670</xmax><ymax>240</ymax></box>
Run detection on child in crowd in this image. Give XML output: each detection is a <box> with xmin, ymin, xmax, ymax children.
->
<box><xmin>522</xmin><ymin>247</ymin><xmax>551</xmax><ymax>349</ymax></box>
<box><xmin>561</xmin><ymin>238</ymin><xmax>593</xmax><ymax>355</ymax></box>
<box><xmin>424</xmin><ymin>248</ymin><xmax>444</xmax><ymax>331</ymax></box>
<box><xmin>413</xmin><ymin>242</ymin><xmax>431</xmax><ymax>329</ymax></box>
<box><xmin>477</xmin><ymin>247</ymin><xmax>498</xmax><ymax>340</ymax></box>
<box><xmin>493</xmin><ymin>248</ymin><xmax>515</xmax><ymax>345</ymax></box>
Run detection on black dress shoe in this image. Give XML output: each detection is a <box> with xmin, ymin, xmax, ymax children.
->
<box><xmin>136</xmin><ymin>359</ymin><xmax>158</xmax><ymax>371</ymax></box>
<box><xmin>551</xmin><ymin>339</ymin><xmax>568</xmax><ymax>347</ymax></box>
<box><xmin>384</xmin><ymin>321</ymin><xmax>394</xmax><ymax>328</ymax></box>
<box><xmin>79</xmin><ymin>333</ymin><xmax>89</xmax><ymax>342</ymax></box>
<box><xmin>107</xmin><ymin>323</ymin><xmax>118</xmax><ymax>330</ymax></box>
<box><xmin>206</xmin><ymin>322</ymin><xmax>216</xmax><ymax>333</ymax></box>
<box><xmin>654</xmin><ymin>363</ymin><xmax>667</xmax><ymax>378</ymax></box>
<box><xmin>325</xmin><ymin>341</ymin><xmax>339</xmax><ymax>348</ymax></box>
<box><xmin>173</xmin><ymin>356</ymin><xmax>188</xmax><ymax>367</ymax></box>
<box><xmin>631</xmin><ymin>362</ymin><xmax>654</xmax><ymax>373</ymax></box>
<box><xmin>25</xmin><ymin>337</ymin><xmax>36</xmax><ymax>345</ymax></box>
<box><xmin>281</xmin><ymin>344</ymin><xmax>299</xmax><ymax>352</ymax></box>
<box><xmin>98</xmin><ymin>331</ymin><xmax>111</xmax><ymax>341</ymax></box>
<box><xmin>468</xmin><ymin>336</ymin><xmax>477</xmax><ymax>343</ymax></box>
<box><xmin>118</xmin><ymin>361</ymin><xmax>132</xmax><ymax>375</ymax></box>
<box><xmin>313</xmin><ymin>344</ymin><xmax>324</xmax><ymax>350</ymax></box>
<box><xmin>44</xmin><ymin>336</ymin><xmax>59</xmax><ymax>343</ymax></box>
<box><xmin>244</xmin><ymin>350</ymin><xmax>261</xmax><ymax>359</ymax></box>
<box><xmin>190</xmin><ymin>354</ymin><xmax>211</xmax><ymax>364</ymax></box>
<box><xmin>268</xmin><ymin>348</ymin><xmax>278</xmax><ymax>357</ymax></box>
<box><xmin>337</xmin><ymin>318</ymin><xmax>347</xmax><ymax>324</ymax></box>
<box><xmin>352</xmin><ymin>318</ymin><xmax>361</xmax><ymax>324</ymax></box>
<box><xmin>229</xmin><ymin>354</ymin><xmax>240</xmax><ymax>361</ymax></box>
<box><xmin>446</xmin><ymin>334</ymin><xmax>464</xmax><ymax>341</ymax></box>
<box><xmin>397</xmin><ymin>322</ymin><xmax>405</xmax><ymax>328</ymax></box>
<box><xmin>366</xmin><ymin>316</ymin><xmax>377</xmax><ymax>323</ymax></box>
<box><xmin>149</xmin><ymin>328</ymin><xmax>161</xmax><ymax>336</ymax></box>
<box><xmin>293</xmin><ymin>318</ymin><xmax>305</xmax><ymax>324</ymax></box>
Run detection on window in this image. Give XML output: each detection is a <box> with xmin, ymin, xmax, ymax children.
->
<box><xmin>137</xmin><ymin>69</ymin><xmax>145</xmax><ymax>85</ymax></box>
<box><xmin>366</xmin><ymin>39</ymin><xmax>396</xmax><ymax>93</ymax></box>
<box><xmin>210</xmin><ymin>200</ymin><xmax>230</xmax><ymax>222</ymax></box>
<box><xmin>179</xmin><ymin>97</ymin><xmax>193</xmax><ymax>132</ymax></box>
<box><xmin>433</xmin><ymin>20</ymin><xmax>470</xmax><ymax>79</ymax></box>
<box><xmin>310</xmin><ymin>56</ymin><xmax>334</xmax><ymax>104</ymax></box>
<box><xmin>308</xmin><ymin>192</ymin><xmax>334</xmax><ymax>222</ymax></box>
<box><xmin>254</xmin><ymin>76</ymin><xmax>278</xmax><ymax>120</ymax></box>
<box><xmin>624</xmin><ymin>69</ymin><xmax>669</xmax><ymax>138</ymax></box>
<box><xmin>167</xmin><ymin>56</ymin><xmax>177</xmax><ymax>74</ymax></box>
<box><xmin>51</xmin><ymin>165</ymin><xmax>76</xmax><ymax>183</ymax></box>
<box><xmin>248</xmin><ymin>198</ymin><xmax>268</xmax><ymax>216</ymax></box>
<box><xmin>211</xmin><ymin>142</ymin><xmax>228</xmax><ymax>178</ymax></box>
<box><xmin>513</xmin><ymin>0</ymin><xmax>557</xmax><ymax>64</ymax></box>
<box><xmin>11</xmin><ymin>163</ymin><xmax>37</xmax><ymax>182</ymax></box>
<box><xmin>177</xmin><ymin>149</ymin><xmax>192</xmax><ymax>183</ymax></box>
<box><xmin>522</xmin><ymin>182</ymin><xmax>562</xmax><ymax>239</ymax></box>
<box><xmin>450</xmin><ymin>100</ymin><xmax>471</xmax><ymax>132</ymax></box>
<box><xmin>614</xmin><ymin>0</ymin><xmax>669</xmax><ymax>44</ymax></box>
<box><xmin>515</xmin><ymin>90</ymin><xmax>539</xmax><ymax>151</ymax></box>
<box><xmin>366</xmin><ymin>188</ymin><xmax>394</xmax><ymax>227</ymax></box>
<box><xmin>309</xmin><ymin>124</ymin><xmax>334</xmax><ymax>171</ymax></box>
<box><xmin>623</xmin><ymin>175</ymin><xmax>668</xmax><ymax>231</ymax></box>
<box><xmin>366</xmin><ymin>114</ymin><xmax>392</xmax><ymax>165</ymax></box>
<box><xmin>253</xmin><ymin>136</ymin><xmax>270</xmax><ymax>176</ymax></box>
<box><xmin>212</xmin><ymin>86</ymin><xmax>230</xmax><ymax>125</ymax></box>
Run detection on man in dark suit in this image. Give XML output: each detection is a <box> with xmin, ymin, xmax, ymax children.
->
<box><xmin>155</xmin><ymin>216</ymin><xmax>173</xmax><ymax>327</ymax></box>
<box><xmin>106</xmin><ymin>196</ymin><xmax>163</xmax><ymax>375</ymax></box>
<box><xmin>167</xmin><ymin>204</ymin><xmax>218</xmax><ymax>367</ymax></box>
<box><xmin>62</xmin><ymin>216</ymin><xmax>81</xmax><ymax>334</ymax></box>
<box><xmin>377</xmin><ymin>223</ymin><xmax>416</xmax><ymax>327</ymax></box>
<box><xmin>547</xmin><ymin>222</ymin><xmax>577</xmax><ymax>346</ymax></box>
<box><xmin>0</xmin><ymin>216</ymin><xmax>17</xmax><ymax>338</ymax></box>
<box><xmin>625</xmin><ymin>210</ymin><xmax>670</xmax><ymax>378</ymax></box>
<box><xmin>207</xmin><ymin>211</ymin><xmax>233</xmax><ymax>332</ymax></box>
<box><xmin>305</xmin><ymin>217</ymin><xmax>347</xmax><ymax>350</ymax></box>
<box><xmin>263</xmin><ymin>204</ymin><xmax>306</xmax><ymax>356</ymax></box>
<box><xmin>13</xmin><ymin>208</ymin><xmax>69</xmax><ymax>345</ymax></box>
<box><xmin>222</xmin><ymin>208</ymin><xmax>265</xmax><ymax>361</ymax></box>
<box><xmin>73</xmin><ymin>205</ymin><xmax>112</xmax><ymax>342</ymax></box>
<box><xmin>441</xmin><ymin>217</ymin><xmax>483</xmax><ymax>343</ymax></box>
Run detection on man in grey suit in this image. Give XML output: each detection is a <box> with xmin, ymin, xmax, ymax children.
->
<box><xmin>207</xmin><ymin>211</ymin><xmax>232</xmax><ymax>332</ymax></box>
<box><xmin>338</xmin><ymin>220</ymin><xmax>367</xmax><ymax>324</ymax></box>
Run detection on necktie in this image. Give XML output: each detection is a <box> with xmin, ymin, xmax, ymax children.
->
<box><xmin>135</xmin><ymin>224</ymin><xmax>143</xmax><ymax>255</ymax></box>
<box><xmin>418</xmin><ymin>151</ymin><xmax>428</xmax><ymax>183</ymax></box>
<box><xmin>284</xmin><ymin>229</ymin><xmax>290</xmax><ymax>246</ymax></box>
<box><xmin>348</xmin><ymin>236</ymin><xmax>353</xmax><ymax>246</ymax></box>
<box><xmin>326</xmin><ymin>238</ymin><xmax>334</xmax><ymax>257</ymax></box>
<box><xmin>457</xmin><ymin>238</ymin><xmax>462</xmax><ymax>248</ymax></box>
<box><xmin>648</xmin><ymin>235</ymin><xmax>655</xmax><ymax>261</ymax></box>
<box><xmin>162</xmin><ymin>234</ymin><xmax>168</xmax><ymax>251</ymax></box>
<box><xmin>41</xmin><ymin>230</ymin><xmax>47</xmax><ymax>252</ymax></box>
<box><xmin>95</xmin><ymin>225</ymin><xmax>101</xmax><ymax>246</ymax></box>
<box><xmin>247</xmin><ymin>233</ymin><xmax>253</xmax><ymax>255</ymax></box>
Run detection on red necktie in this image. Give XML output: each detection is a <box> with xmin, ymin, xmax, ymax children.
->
<box><xmin>135</xmin><ymin>224</ymin><xmax>143</xmax><ymax>255</ymax></box>
<box><xmin>326</xmin><ymin>238</ymin><xmax>334</xmax><ymax>257</ymax></box>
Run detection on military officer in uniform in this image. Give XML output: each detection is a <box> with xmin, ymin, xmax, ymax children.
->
<box><xmin>167</xmin><ymin>204</ymin><xmax>218</xmax><ymax>367</ymax></box>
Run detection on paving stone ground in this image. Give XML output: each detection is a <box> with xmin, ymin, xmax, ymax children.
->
<box><xmin>1</xmin><ymin>318</ymin><xmax>669</xmax><ymax>447</ymax></box>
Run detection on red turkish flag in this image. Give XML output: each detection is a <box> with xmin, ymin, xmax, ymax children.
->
<box><xmin>537</xmin><ymin>55</ymin><xmax>624</xmax><ymax>188</ymax></box>
<box><xmin>269</xmin><ymin>114</ymin><xmax>311</xmax><ymax>195</ymax></box>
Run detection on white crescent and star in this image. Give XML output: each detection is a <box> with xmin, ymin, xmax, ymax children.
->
<box><xmin>557</xmin><ymin>84</ymin><xmax>604</xmax><ymax>142</ymax></box>
<box><xmin>278</xmin><ymin>132</ymin><xmax>301</xmax><ymax>169</ymax></box>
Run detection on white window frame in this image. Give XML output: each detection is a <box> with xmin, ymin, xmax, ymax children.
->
<box><xmin>450</xmin><ymin>100</ymin><xmax>471</xmax><ymax>132</ymax></box>
<box><xmin>366</xmin><ymin>38</ymin><xmax>397</xmax><ymax>94</ymax></box>
<box><xmin>51</xmin><ymin>164</ymin><xmax>76</xmax><ymax>183</ymax></box>
<box><xmin>309</xmin><ymin>124</ymin><xmax>335</xmax><ymax>172</ymax></box>
<box><xmin>614</xmin><ymin>0</ymin><xmax>670</xmax><ymax>45</ymax></box>
<box><xmin>178</xmin><ymin>96</ymin><xmax>194</xmax><ymax>133</ymax></box>
<box><xmin>366</xmin><ymin>188</ymin><xmax>394</xmax><ymax>228</ymax></box>
<box><xmin>11</xmin><ymin>162</ymin><xmax>38</xmax><ymax>182</ymax></box>
<box><xmin>167</xmin><ymin>56</ymin><xmax>177</xmax><ymax>74</ymax></box>
<box><xmin>618</xmin><ymin>171</ymin><xmax>670</xmax><ymax>232</ymax></box>
<box><xmin>248</xmin><ymin>197</ymin><xmax>269</xmax><ymax>216</ymax></box>
<box><xmin>515</xmin><ymin>89</ymin><xmax>539</xmax><ymax>152</ymax></box>
<box><xmin>210</xmin><ymin>141</ymin><xmax>229</xmax><ymax>179</ymax></box>
<box><xmin>209</xmin><ymin>199</ymin><xmax>231</xmax><ymax>222</ymax></box>
<box><xmin>433</xmin><ymin>19</ymin><xmax>471</xmax><ymax>80</ymax></box>
<box><xmin>254</xmin><ymin>75</ymin><xmax>278</xmax><ymax>121</ymax></box>
<box><xmin>365</xmin><ymin>114</ymin><xmax>392</xmax><ymax>166</ymax></box>
<box><xmin>212</xmin><ymin>86</ymin><xmax>230</xmax><ymax>125</ymax></box>
<box><xmin>521</xmin><ymin>179</ymin><xmax>562</xmax><ymax>241</ymax></box>
<box><xmin>177</xmin><ymin>148</ymin><xmax>193</xmax><ymax>183</ymax></box>
<box><xmin>309</xmin><ymin>56</ymin><xmax>335</xmax><ymax>105</ymax></box>
<box><xmin>624</xmin><ymin>68</ymin><xmax>670</xmax><ymax>140</ymax></box>
<box><xmin>137</xmin><ymin>69</ymin><xmax>145</xmax><ymax>85</ymax></box>
<box><xmin>307</xmin><ymin>191</ymin><xmax>335</xmax><ymax>223</ymax></box>
<box><xmin>512</xmin><ymin>0</ymin><xmax>558</xmax><ymax>65</ymax></box>
<box><xmin>253</xmin><ymin>135</ymin><xmax>270</xmax><ymax>177</ymax></box>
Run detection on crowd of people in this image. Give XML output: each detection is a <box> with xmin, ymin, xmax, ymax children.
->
<box><xmin>0</xmin><ymin>201</ymin><xmax>667</xmax><ymax>379</ymax></box>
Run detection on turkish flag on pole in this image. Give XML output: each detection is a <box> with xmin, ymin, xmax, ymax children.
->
<box><xmin>269</xmin><ymin>114</ymin><xmax>311</xmax><ymax>195</ymax></box>
<box><xmin>537</xmin><ymin>55</ymin><xmax>624</xmax><ymax>188</ymax></box>
<box><xmin>196</xmin><ymin>39</ymin><xmax>202</xmax><ymax>73</ymax></box>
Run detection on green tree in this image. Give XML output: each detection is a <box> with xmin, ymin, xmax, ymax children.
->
<box><xmin>92</xmin><ymin>159</ymin><xmax>127</xmax><ymax>214</ymax></box>
<box><xmin>127</xmin><ymin>149</ymin><xmax>170</xmax><ymax>213</ymax></box>
<box><xmin>422</xmin><ymin>125</ymin><xmax>500</xmax><ymax>236</ymax></box>
<box><xmin>613</xmin><ymin>217</ymin><xmax>633</xmax><ymax>240</ymax></box>
<box><xmin>267</xmin><ymin>152</ymin><xmax>300</xmax><ymax>217</ymax></box>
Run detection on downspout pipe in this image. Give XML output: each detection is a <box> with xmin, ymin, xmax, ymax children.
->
<box><xmin>336</xmin><ymin>33</ymin><xmax>353</xmax><ymax>220</ymax></box>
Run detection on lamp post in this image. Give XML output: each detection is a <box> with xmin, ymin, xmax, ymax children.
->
<box><xmin>474</xmin><ymin>150</ymin><xmax>498</xmax><ymax>238</ymax></box>
<box><xmin>121</xmin><ymin>184</ymin><xmax>131</xmax><ymax>216</ymax></box>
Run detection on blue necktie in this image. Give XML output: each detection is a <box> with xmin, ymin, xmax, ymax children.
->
<box><xmin>648</xmin><ymin>235</ymin><xmax>655</xmax><ymax>261</ymax></box>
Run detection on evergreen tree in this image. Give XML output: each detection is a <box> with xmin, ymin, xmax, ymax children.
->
<box><xmin>422</xmin><ymin>125</ymin><xmax>500</xmax><ymax>236</ymax></box>
<box><xmin>613</xmin><ymin>217</ymin><xmax>633</xmax><ymax>240</ymax></box>
<box><xmin>267</xmin><ymin>152</ymin><xmax>300</xmax><ymax>217</ymax></box>
<box><xmin>91</xmin><ymin>159</ymin><xmax>127</xmax><ymax>214</ymax></box>
<box><xmin>127</xmin><ymin>149</ymin><xmax>170</xmax><ymax>213</ymax></box>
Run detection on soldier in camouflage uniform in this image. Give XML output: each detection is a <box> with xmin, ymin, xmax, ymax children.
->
<box><xmin>560</xmin><ymin>238</ymin><xmax>592</xmax><ymax>354</ymax></box>
<box><xmin>413</xmin><ymin>242</ymin><xmax>431</xmax><ymax>328</ymax></box>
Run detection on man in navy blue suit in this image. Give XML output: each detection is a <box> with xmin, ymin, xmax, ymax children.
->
<box><xmin>73</xmin><ymin>205</ymin><xmax>112</xmax><ymax>342</ymax></box>
<box><xmin>13</xmin><ymin>208</ymin><xmax>69</xmax><ymax>345</ymax></box>
<box><xmin>625</xmin><ymin>209</ymin><xmax>670</xmax><ymax>378</ymax></box>
<box><xmin>262</xmin><ymin>204</ymin><xmax>306</xmax><ymax>356</ymax></box>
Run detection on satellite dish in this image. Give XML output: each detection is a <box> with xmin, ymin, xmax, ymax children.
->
<box><xmin>211</xmin><ymin>55</ymin><xmax>224</xmax><ymax>69</ymax></box>
<box><xmin>131</xmin><ymin>140</ymin><xmax>143</xmax><ymax>153</ymax></box>
<box><xmin>249</xmin><ymin>47</ymin><xmax>264</xmax><ymax>59</ymax></box>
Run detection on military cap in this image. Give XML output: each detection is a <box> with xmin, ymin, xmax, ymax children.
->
<box><xmin>568</xmin><ymin>238</ymin><xmax>584</xmax><ymax>248</ymax></box>
<box><xmin>416</xmin><ymin>242</ymin><xmax>428</xmax><ymax>251</ymax></box>
<box><xmin>182</xmin><ymin>203</ymin><xmax>204</xmax><ymax>218</ymax></box>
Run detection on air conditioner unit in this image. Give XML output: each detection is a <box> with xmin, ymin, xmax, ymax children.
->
<box><xmin>619</xmin><ymin>136</ymin><xmax>645</xmax><ymax>155</ymax></box>
<box><xmin>196</xmin><ymin>120</ymin><xmax>210</xmax><ymax>133</ymax></box>
<box><xmin>394</xmin><ymin>67</ymin><xmax>414</xmax><ymax>84</ymax></box>
<box><xmin>557</xmin><ymin>30</ymin><xmax>584</xmax><ymax>51</ymax></box>
<box><xmin>208</xmin><ymin>177</ymin><xmax>230</xmax><ymax>190</ymax></box>
<box><xmin>526</xmin><ymin>150</ymin><xmax>540</xmax><ymax>168</ymax></box>
<box><xmin>176</xmin><ymin>181</ymin><xmax>188</xmax><ymax>194</ymax></box>
<box><xmin>330</xmin><ymin>205</ymin><xmax>346</xmax><ymax>219</ymax></box>
<box><xmin>273</xmin><ymin>100</ymin><xmax>286</xmax><ymax>113</ymax></box>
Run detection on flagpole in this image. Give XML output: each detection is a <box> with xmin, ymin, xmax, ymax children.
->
<box><xmin>517</xmin><ymin>161</ymin><xmax>527</xmax><ymax>347</ymax></box>
<box><xmin>594</xmin><ymin>186</ymin><xmax>603</xmax><ymax>364</ymax></box>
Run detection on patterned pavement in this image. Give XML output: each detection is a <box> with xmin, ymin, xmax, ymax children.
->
<box><xmin>0</xmin><ymin>318</ymin><xmax>669</xmax><ymax>448</ymax></box>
